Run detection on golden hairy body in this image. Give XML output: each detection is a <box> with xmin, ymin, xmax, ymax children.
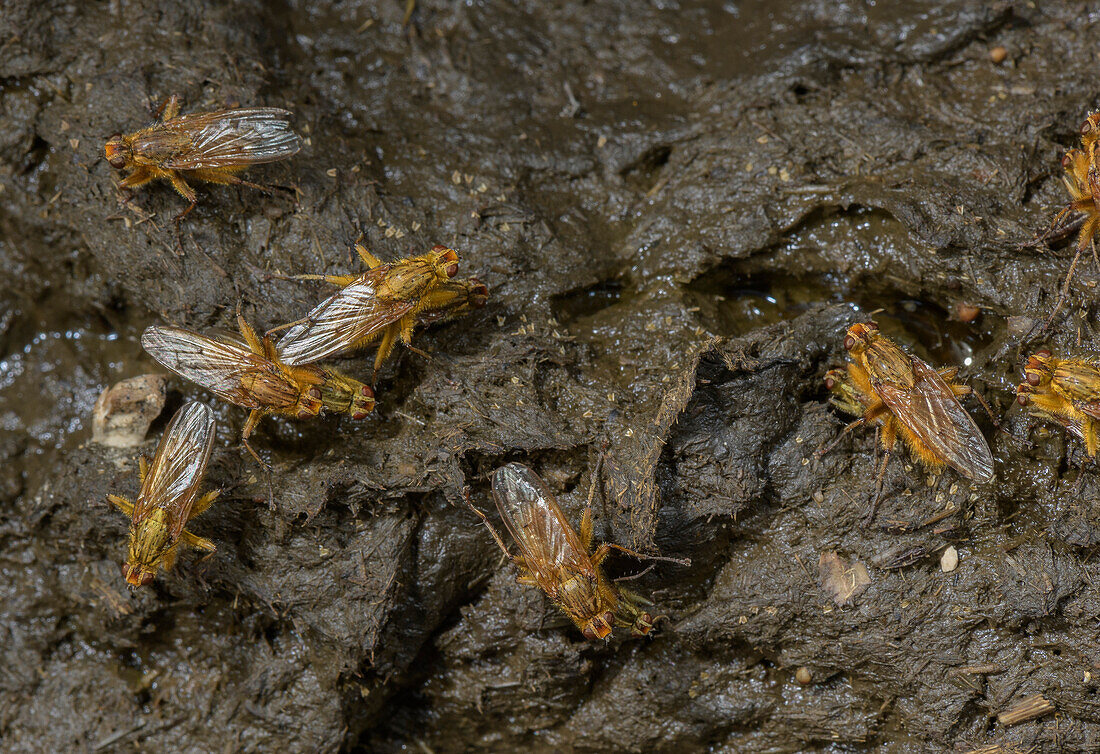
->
<box><xmin>1017</xmin><ymin>350</ymin><xmax>1100</xmax><ymax>457</ymax></box>
<box><xmin>104</xmin><ymin>95</ymin><xmax>300</xmax><ymax>219</ymax></box>
<box><xmin>107</xmin><ymin>402</ymin><xmax>220</xmax><ymax>587</ymax></box>
<box><xmin>142</xmin><ymin>312</ymin><xmax>373</xmax><ymax>467</ymax></box>
<box><xmin>468</xmin><ymin>463</ymin><xmax>659</xmax><ymax>640</ymax></box>
<box><xmin>822</xmin><ymin>322</ymin><xmax>994</xmax><ymax>519</ymax></box>
<box><xmin>274</xmin><ymin>244</ymin><xmax>474</xmax><ymax>383</ymax></box>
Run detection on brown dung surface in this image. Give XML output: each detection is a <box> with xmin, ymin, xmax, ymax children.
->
<box><xmin>2</xmin><ymin>1</ymin><xmax>1098</xmax><ymax>751</ymax></box>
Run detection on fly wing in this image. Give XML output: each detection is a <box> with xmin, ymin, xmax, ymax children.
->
<box><xmin>491</xmin><ymin>463</ymin><xmax>595</xmax><ymax>588</ymax></box>
<box><xmin>142</xmin><ymin>325</ymin><xmax>268</xmax><ymax>409</ymax></box>
<box><xmin>275</xmin><ymin>274</ymin><xmax>414</xmax><ymax>365</ymax></box>
<box><xmin>135</xmin><ymin>402</ymin><xmax>216</xmax><ymax>537</ymax></box>
<box><xmin>158</xmin><ymin>108</ymin><xmax>301</xmax><ymax>169</ymax></box>
<box><xmin>872</xmin><ymin>357</ymin><xmax>994</xmax><ymax>482</ymax></box>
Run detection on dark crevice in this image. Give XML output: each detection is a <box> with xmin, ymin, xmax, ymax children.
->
<box><xmin>19</xmin><ymin>135</ymin><xmax>49</xmax><ymax>176</ymax></box>
<box><xmin>620</xmin><ymin>144</ymin><xmax>672</xmax><ymax>193</ymax></box>
<box><xmin>550</xmin><ymin>277</ymin><xmax>624</xmax><ymax>324</ymax></box>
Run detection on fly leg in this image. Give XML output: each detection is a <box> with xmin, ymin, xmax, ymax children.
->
<box><xmin>167</xmin><ymin>171</ymin><xmax>198</xmax><ymax>218</ymax></box>
<box><xmin>513</xmin><ymin>555</ymin><xmax>538</xmax><ymax>586</ymax></box>
<box><xmin>591</xmin><ymin>542</ymin><xmax>691</xmax><ymax>568</ymax></box>
<box><xmin>1071</xmin><ymin>417</ymin><xmax>1100</xmax><ymax>495</ymax></box>
<box><xmin>241</xmin><ymin>409</ymin><xmax>277</xmax><ymax>510</ymax></box>
<box><xmin>578</xmin><ymin>452</ymin><xmax>606</xmax><ymax>552</ymax></box>
<box><xmin>118</xmin><ymin>166</ymin><xmax>158</xmax><ymax>192</ymax></box>
<box><xmin>948</xmin><ymin>378</ymin><xmax>1011</xmax><ymax>436</ymax></box>
<box><xmin>235</xmin><ymin>305</ymin><xmax>265</xmax><ymax>356</ymax></box>
<box><xmin>462</xmin><ymin>487</ymin><xmax>514</xmax><ymax>563</ymax></box>
<box><xmin>166</xmin><ymin>170</ymin><xmax>198</xmax><ymax>254</ymax></box>
<box><xmin>280</xmin><ymin>272</ymin><xmax>359</xmax><ymax>286</ymax></box>
<box><xmin>398</xmin><ymin>313</ymin><xmax>431</xmax><ymax>361</ymax></box>
<box><xmin>241</xmin><ymin>409</ymin><xmax>271</xmax><ymax>472</ymax></box>
<box><xmin>865</xmin><ymin>446</ymin><xmax>893</xmax><ymax>525</ymax></box>
<box><xmin>179</xmin><ymin>529</ymin><xmax>217</xmax><ymax>553</ymax></box>
<box><xmin>372</xmin><ymin>324</ymin><xmax>400</xmax><ymax>386</ymax></box>
<box><xmin>355</xmin><ymin>243</ymin><xmax>384</xmax><ymax>269</ymax></box>
<box><xmin>114</xmin><ymin>166</ymin><xmax>159</xmax><ymax>221</ymax></box>
<box><xmin>190</xmin><ymin>168</ymin><xmax>298</xmax><ymax>207</ymax></box>
<box><xmin>191</xmin><ymin>489</ymin><xmax>221</xmax><ymax>517</ymax></box>
<box><xmin>1042</xmin><ymin>228</ymin><xmax>1099</xmax><ymax>333</ymax></box>
<box><xmin>816</xmin><ymin>417</ymin><xmax>866</xmax><ymax>460</ymax></box>
<box><xmin>179</xmin><ymin>490</ymin><xmax>221</xmax><ymax>551</ymax></box>
<box><xmin>154</xmin><ymin>94</ymin><xmax>182</xmax><ymax>122</ymax></box>
<box><xmin>107</xmin><ymin>494</ymin><xmax>135</xmax><ymax>519</ymax></box>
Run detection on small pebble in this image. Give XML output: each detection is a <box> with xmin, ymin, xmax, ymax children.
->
<box><xmin>92</xmin><ymin>375</ymin><xmax>168</xmax><ymax>448</ymax></box>
<box><xmin>941</xmin><ymin>546</ymin><xmax>959</xmax><ymax>573</ymax></box>
<box><xmin>990</xmin><ymin>46</ymin><xmax>1008</xmax><ymax>64</ymax></box>
<box><xmin>796</xmin><ymin>667</ymin><xmax>813</xmax><ymax>685</ymax></box>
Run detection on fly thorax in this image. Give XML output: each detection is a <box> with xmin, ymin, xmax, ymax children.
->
<box><xmin>318</xmin><ymin>382</ymin><xmax>351</xmax><ymax>413</ymax></box>
<box><xmin>129</xmin><ymin>507</ymin><xmax>171</xmax><ymax>566</ymax></box>
<box><xmin>561</xmin><ymin>573</ymin><xmax>607</xmax><ymax>612</ymax></box>
<box><xmin>377</xmin><ymin>261</ymin><xmax>435</xmax><ymax>301</ymax></box>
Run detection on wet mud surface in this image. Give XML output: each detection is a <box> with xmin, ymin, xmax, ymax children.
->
<box><xmin>4</xmin><ymin>0</ymin><xmax>1100</xmax><ymax>751</ymax></box>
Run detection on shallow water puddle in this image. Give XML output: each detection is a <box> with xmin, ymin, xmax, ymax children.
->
<box><xmin>0</xmin><ymin>317</ymin><xmax>137</xmax><ymax>453</ymax></box>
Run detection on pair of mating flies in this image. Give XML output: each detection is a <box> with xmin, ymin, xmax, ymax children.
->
<box><xmin>111</xmin><ymin>393</ymin><xmax>672</xmax><ymax>640</ymax></box>
<box><xmin>140</xmin><ymin>242</ymin><xmax>485</xmax><ymax>467</ymax></box>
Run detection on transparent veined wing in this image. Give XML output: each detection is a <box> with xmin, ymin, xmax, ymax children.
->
<box><xmin>142</xmin><ymin>325</ymin><xmax>282</xmax><ymax>409</ymax></box>
<box><xmin>275</xmin><ymin>275</ymin><xmax>414</xmax><ymax>365</ymax></box>
<box><xmin>872</xmin><ymin>357</ymin><xmax>994</xmax><ymax>482</ymax></box>
<box><xmin>134</xmin><ymin>402</ymin><xmax>216</xmax><ymax>537</ymax></box>
<box><xmin>158</xmin><ymin>108</ymin><xmax>301</xmax><ymax>169</ymax></box>
<box><xmin>491</xmin><ymin>463</ymin><xmax>595</xmax><ymax>584</ymax></box>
